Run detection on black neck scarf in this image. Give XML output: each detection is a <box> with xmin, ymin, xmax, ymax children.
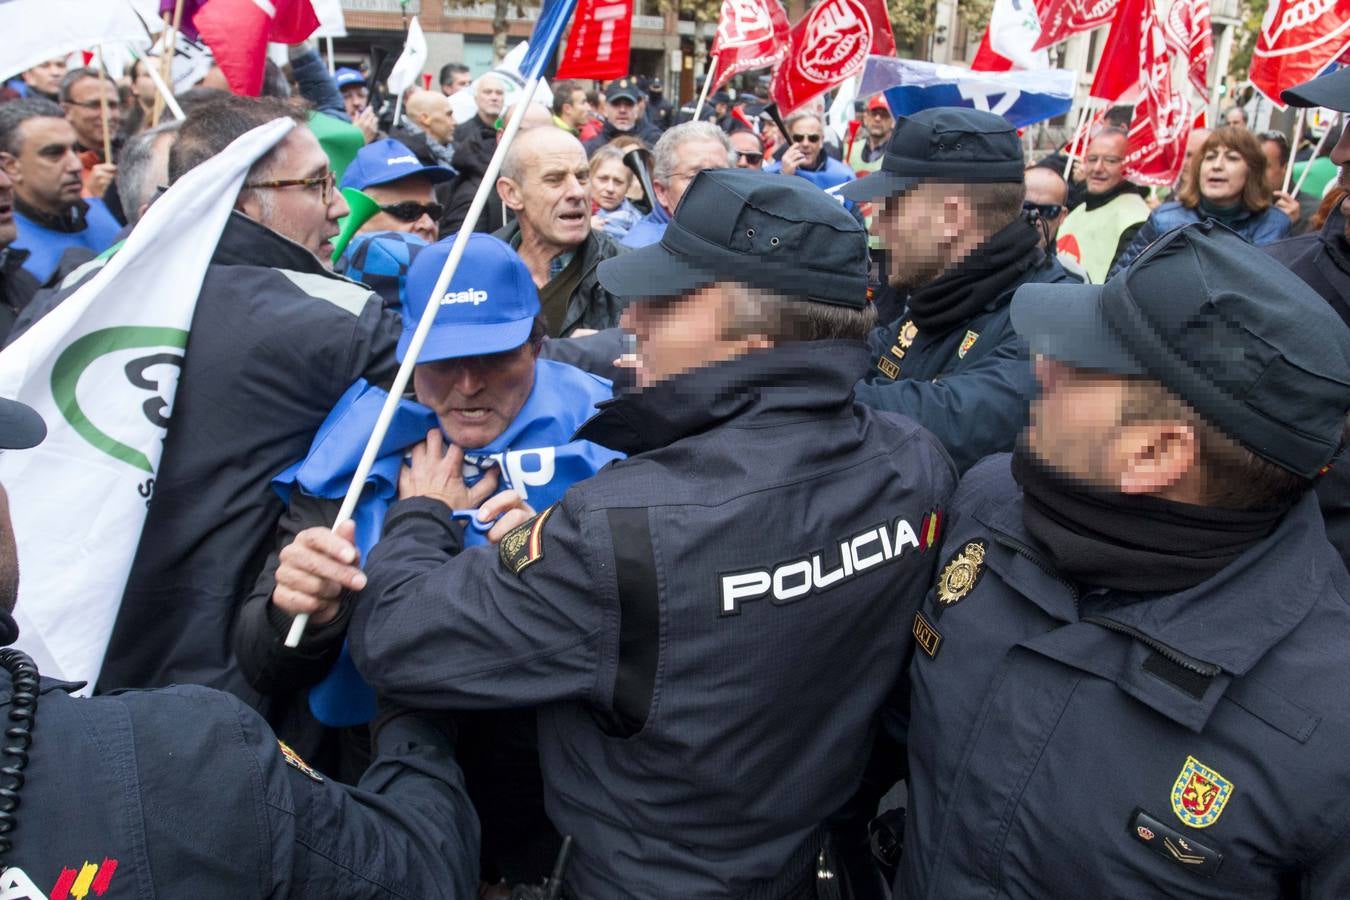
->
<box><xmin>905</xmin><ymin>218</ymin><xmax>1042</xmax><ymax>334</ymax></box>
<box><xmin>1010</xmin><ymin>445</ymin><xmax>1289</xmax><ymax>593</ymax></box>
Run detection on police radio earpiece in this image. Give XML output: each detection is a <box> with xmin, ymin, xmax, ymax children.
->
<box><xmin>1022</xmin><ymin>203</ymin><xmax>1052</xmax><ymax>251</ymax></box>
<box><xmin>0</xmin><ymin>648</ymin><xmax>39</xmax><ymax>861</ymax></box>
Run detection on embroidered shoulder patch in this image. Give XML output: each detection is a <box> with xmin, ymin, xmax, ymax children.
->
<box><xmin>1171</xmin><ymin>756</ymin><xmax>1233</xmax><ymax>829</ymax></box>
<box><xmin>499</xmin><ymin>504</ymin><xmax>556</xmax><ymax>576</ymax></box>
<box><xmin>958</xmin><ymin>329</ymin><xmax>980</xmax><ymax>359</ymax></box>
<box><xmin>278</xmin><ymin>739</ymin><xmax>323</xmax><ymax>782</ymax></box>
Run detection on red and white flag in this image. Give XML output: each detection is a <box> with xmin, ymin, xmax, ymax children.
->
<box><xmin>1249</xmin><ymin>0</ymin><xmax>1350</xmax><ymax>107</ymax></box>
<box><xmin>1033</xmin><ymin>0</ymin><xmax>1119</xmax><ymax>51</ymax></box>
<box><xmin>971</xmin><ymin>0</ymin><xmax>1048</xmax><ymax>71</ymax></box>
<box><xmin>770</xmin><ymin>0</ymin><xmax>895</xmax><ymax>113</ymax></box>
<box><xmin>195</xmin><ymin>0</ymin><xmax>319</xmax><ymax>96</ymax></box>
<box><xmin>709</xmin><ymin>0</ymin><xmax>791</xmax><ymax>92</ymax></box>
<box><xmin>556</xmin><ymin>0</ymin><xmax>632</xmax><ymax>81</ymax></box>
<box><xmin>1124</xmin><ymin>18</ymin><xmax>1190</xmax><ymax>185</ymax></box>
<box><xmin>1088</xmin><ymin>0</ymin><xmax>1151</xmax><ymax>102</ymax></box>
<box><xmin>1163</xmin><ymin>0</ymin><xmax>1212</xmax><ymax>96</ymax></box>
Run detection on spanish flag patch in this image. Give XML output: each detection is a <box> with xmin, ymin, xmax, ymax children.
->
<box><xmin>919</xmin><ymin>509</ymin><xmax>942</xmax><ymax>551</ymax></box>
<box><xmin>499</xmin><ymin>504</ymin><xmax>556</xmax><ymax>576</ymax></box>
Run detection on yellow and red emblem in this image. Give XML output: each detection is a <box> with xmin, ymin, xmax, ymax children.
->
<box><xmin>1171</xmin><ymin>756</ymin><xmax>1233</xmax><ymax>829</ymax></box>
<box><xmin>937</xmin><ymin>539</ymin><xmax>986</xmax><ymax>606</ymax></box>
<box><xmin>958</xmin><ymin>329</ymin><xmax>980</xmax><ymax>359</ymax></box>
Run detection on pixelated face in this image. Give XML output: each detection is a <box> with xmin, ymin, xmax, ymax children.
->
<box><xmin>362</xmin><ymin>175</ymin><xmax>439</xmax><ymax>243</ymax></box>
<box><xmin>508</xmin><ymin>137</ymin><xmax>591</xmax><ymax>250</ymax></box>
<box><xmin>1199</xmin><ymin>144</ymin><xmax>1250</xmax><ymax>206</ymax></box>
<box><xmin>1027</xmin><ymin>356</ymin><xmax>1130</xmax><ymax>485</ymax></box>
<box><xmin>1</xmin><ymin>117</ymin><xmax>83</xmax><ymax>213</ymax></box>
<box><xmin>413</xmin><ymin>342</ymin><xmax>537</xmax><ymax>448</ymax></box>
<box><xmin>63</xmin><ymin>76</ymin><xmax>121</xmax><ymax>152</ymax></box>
<box><xmin>621</xmin><ymin>284</ymin><xmax>749</xmax><ymax>388</ymax></box>
<box><xmin>242</xmin><ymin>128</ymin><xmax>349</xmax><ymax>269</ymax></box>
<box><xmin>1083</xmin><ymin>134</ymin><xmax>1128</xmax><ymax>195</ymax></box>
<box><xmin>874</xmin><ymin>183</ymin><xmax>949</xmax><ymax>291</ymax></box>
<box><xmin>476</xmin><ymin>78</ymin><xmax>506</xmax><ymax>120</ymax></box>
<box><xmin>606</xmin><ymin>97</ymin><xmax>638</xmax><ymax>131</ymax></box>
<box><xmin>591</xmin><ymin>157</ymin><xmax>631</xmax><ymax>211</ymax></box>
<box><xmin>655</xmin><ymin>138</ymin><xmax>731</xmax><ymax>214</ymax></box>
<box><xmin>22</xmin><ymin>59</ymin><xmax>65</xmax><ymax>96</ymax></box>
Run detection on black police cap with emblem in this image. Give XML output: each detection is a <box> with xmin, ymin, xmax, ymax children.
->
<box><xmin>606</xmin><ymin>78</ymin><xmax>641</xmax><ymax>103</ymax></box>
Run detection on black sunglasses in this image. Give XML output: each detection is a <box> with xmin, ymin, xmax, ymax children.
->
<box><xmin>1022</xmin><ymin>200</ymin><xmax>1064</xmax><ymax>219</ymax></box>
<box><xmin>380</xmin><ymin>201</ymin><xmax>443</xmax><ymax>222</ymax></box>
<box><xmin>737</xmin><ymin>151</ymin><xmax>764</xmax><ymax>164</ymax></box>
<box><xmin>791</xmin><ymin>133</ymin><xmax>822</xmax><ymax>143</ymax></box>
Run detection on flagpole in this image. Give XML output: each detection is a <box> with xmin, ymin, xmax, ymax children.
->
<box><xmin>152</xmin><ymin>0</ymin><xmax>184</xmax><ymax>128</ymax></box>
<box><xmin>694</xmin><ymin>54</ymin><xmax>718</xmax><ymax>120</ymax></box>
<box><xmin>285</xmin><ymin>69</ymin><xmax>551</xmax><ymax>648</ymax></box>
<box><xmin>137</xmin><ymin>43</ymin><xmax>186</xmax><ymax>120</ymax></box>
<box><xmin>1063</xmin><ymin>99</ymin><xmax>1092</xmax><ymax>179</ymax></box>
<box><xmin>326</xmin><ymin>36</ymin><xmax>336</xmax><ymax>75</ymax></box>
<box><xmin>1283</xmin><ymin>108</ymin><xmax>1306</xmax><ymax>194</ymax></box>
<box><xmin>96</xmin><ymin>45</ymin><xmax>114</xmax><ymax>165</ymax></box>
<box><xmin>1291</xmin><ymin>111</ymin><xmax>1340</xmax><ymax>198</ymax></box>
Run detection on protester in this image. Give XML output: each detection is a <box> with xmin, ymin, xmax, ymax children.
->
<box><xmin>0</xmin><ymin>164</ymin><xmax>39</xmax><ymax>342</ymax></box>
<box><xmin>646</xmin><ymin>77</ymin><xmax>675</xmax><ymax>132</ymax></box>
<box><xmin>842</xmin><ymin>108</ymin><xmax>1078</xmax><ymax>473</ymax></box>
<box><xmin>765</xmin><ymin>111</ymin><xmax>855</xmax><ymax>190</ymax></box>
<box><xmin>445</xmin><ymin>79</ymin><xmax>507</xmax><ymax>234</ymax></box>
<box><xmin>58</xmin><ymin>67</ymin><xmax>120</xmax><ymax>199</ymax></box>
<box><xmin>118</xmin><ymin>56</ymin><xmax>160</xmax><ymax>140</ymax></box>
<box><xmin>588</xmin><ymin>145</ymin><xmax>641</xmax><ymax>238</ymax></box>
<box><xmin>440</xmin><ymin>62</ymin><xmax>472</xmax><ymax>97</ymax></box>
<box><xmin>1023</xmin><ymin>164</ymin><xmax>1089</xmax><ymax>285</ymax></box>
<box><xmin>582</xmin><ymin>78</ymin><xmax>662</xmax><ymax>155</ymax></box>
<box><xmin>1112</xmin><ymin>127</ymin><xmax>1292</xmax><ymax>276</ymax></box>
<box><xmin>621</xmin><ymin>121</ymin><xmax>733</xmax><ymax>248</ymax></box>
<box><xmin>0</xmin><ymin>396</ymin><xmax>480</xmax><ymax>898</ymax></box>
<box><xmin>335</xmin><ymin>67</ymin><xmax>369</xmax><ymax>119</ymax></box>
<box><xmin>399</xmin><ymin>90</ymin><xmax>457</xmax><ymax>169</ymax></box>
<box><xmin>893</xmin><ymin>222</ymin><xmax>1350</xmax><ymax>897</ymax></box>
<box><xmin>1055</xmin><ymin>126</ymin><xmax>1150</xmax><ymax>282</ymax></box>
<box><xmin>494</xmin><ymin>127</ymin><xmax>627</xmax><ymax>336</ymax></box>
<box><xmin>1173</xmin><ymin>126</ymin><xmax>1211</xmax><ymax>197</ymax></box>
<box><xmin>550</xmin><ymin>79</ymin><xmax>590</xmax><ymax>137</ymax></box>
<box><xmin>1259</xmin><ymin>128</ymin><xmax>1316</xmax><ymax>230</ymax></box>
<box><xmin>280</xmin><ymin>168</ymin><xmax>961</xmax><ymax>898</ymax></box>
<box><xmin>848</xmin><ymin>94</ymin><xmax>893</xmax><ymax>173</ymax></box>
<box><xmin>1225</xmin><ymin>104</ymin><xmax>1249</xmax><ymax>128</ymax></box>
<box><xmin>339</xmin><ymin>138</ymin><xmax>453</xmax><ymax>246</ymax></box>
<box><xmin>16</xmin><ymin>59</ymin><xmax>65</xmax><ymax>102</ymax></box>
<box><xmin>730</xmin><ymin>129</ymin><xmax>765</xmax><ymax>169</ymax></box>
<box><xmin>115</xmin><ymin>120</ymin><xmax>180</xmax><ymax>227</ymax></box>
<box><xmin>0</xmin><ymin>98</ymin><xmax>119</xmax><ymax>283</ymax></box>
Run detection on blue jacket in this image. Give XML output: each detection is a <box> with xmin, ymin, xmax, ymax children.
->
<box><xmin>764</xmin><ymin>154</ymin><xmax>856</xmax><ymax>191</ymax></box>
<box><xmin>12</xmin><ymin>199</ymin><xmax>120</xmax><ymax>283</ymax></box>
<box><xmin>619</xmin><ymin>201</ymin><xmax>670</xmax><ymax>248</ymax></box>
<box><xmin>1111</xmin><ymin>201</ymin><xmax>1291</xmax><ymax>278</ymax></box>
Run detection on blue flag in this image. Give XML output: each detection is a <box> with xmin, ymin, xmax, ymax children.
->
<box><xmin>520</xmin><ymin>0</ymin><xmax>580</xmax><ymax>80</ymax></box>
<box><xmin>859</xmin><ymin>55</ymin><xmax>1075</xmax><ymax>129</ymax></box>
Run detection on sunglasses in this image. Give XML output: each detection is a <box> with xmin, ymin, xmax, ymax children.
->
<box><xmin>791</xmin><ymin>133</ymin><xmax>822</xmax><ymax>144</ymax></box>
<box><xmin>380</xmin><ymin>201</ymin><xmax>443</xmax><ymax>222</ymax></box>
<box><xmin>736</xmin><ymin>151</ymin><xmax>764</xmax><ymax>165</ymax></box>
<box><xmin>1022</xmin><ymin>201</ymin><xmax>1064</xmax><ymax>219</ymax></box>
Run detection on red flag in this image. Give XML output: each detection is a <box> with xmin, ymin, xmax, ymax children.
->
<box><xmin>771</xmin><ymin>0</ymin><xmax>895</xmax><ymax>113</ymax></box>
<box><xmin>1088</xmin><ymin>0</ymin><xmax>1150</xmax><ymax>102</ymax></box>
<box><xmin>1249</xmin><ymin>0</ymin><xmax>1350</xmax><ymax>107</ymax></box>
<box><xmin>1124</xmin><ymin>19</ymin><xmax>1190</xmax><ymax>185</ymax></box>
<box><xmin>556</xmin><ymin>0</ymin><xmax>632</xmax><ymax>81</ymax></box>
<box><xmin>1033</xmin><ymin>0</ymin><xmax>1119</xmax><ymax>51</ymax></box>
<box><xmin>1162</xmin><ymin>0</ymin><xmax>1212</xmax><ymax>96</ymax></box>
<box><xmin>195</xmin><ymin>0</ymin><xmax>319</xmax><ymax>96</ymax></box>
<box><xmin>709</xmin><ymin>0</ymin><xmax>791</xmax><ymax>92</ymax></box>
<box><xmin>971</xmin><ymin>30</ymin><xmax>1014</xmax><ymax>72</ymax></box>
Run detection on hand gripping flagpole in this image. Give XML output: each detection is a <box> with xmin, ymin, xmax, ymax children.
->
<box><xmin>286</xmin><ymin>0</ymin><xmax>578</xmax><ymax>648</ymax></box>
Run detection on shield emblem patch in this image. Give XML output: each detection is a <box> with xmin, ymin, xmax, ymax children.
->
<box><xmin>1170</xmin><ymin>756</ymin><xmax>1233</xmax><ymax>829</ymax></box>
<box><xmin>958</xmin><ymin>330</ymin><xmax>979</xmax><ymax>359</ymax></box>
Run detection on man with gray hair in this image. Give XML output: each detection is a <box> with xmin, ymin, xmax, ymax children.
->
<box><xmin>621</xmin><ymin>120</ymin><xmax>734</xmax><ymax>248</ymax></box>
<box><xmin>116</xmin><ymin>121</ymin><xmax>181</xmax><ymax>227</ymax></box>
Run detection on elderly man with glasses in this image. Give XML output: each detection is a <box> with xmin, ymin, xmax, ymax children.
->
<box><xmin>765</xmin><ymin>110</ymin><xmax>855</xmax><ymax>191</ymax></box>
<box><xmin>621</xmin><ymin>121</ymin><xmax>734</xmax><ymax>248</ymax></box>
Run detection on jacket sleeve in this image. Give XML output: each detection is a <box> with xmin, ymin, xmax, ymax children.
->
<box><xmin>854</xmin><ymin>334</ymin><xmax>1033</xmax><ymax>473</ymax></box>
<box><xmin>350</xmin><ymin>494</ymin><xmax>620</xmax><ymax>712</ymax></box>
<box><xmin>1108</xmin><ymin>214</ymin><xmax>1159</xmax><ymax>280</ymax></box>
<box><xmin>289</xmin><ymin>45</ymin><xmax>349</xmax><ymax>121</ymax></box>
<box><xmin>1306</xmin><ymin>818</ymin><xmax>1350</xmax><ymax>899</ymax></box>
<box><xmin>234</xmin><ymin>492</ymin><xmax>352</xmax><ymax>695</ymax></box>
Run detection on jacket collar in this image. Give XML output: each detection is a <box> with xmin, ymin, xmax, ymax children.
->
<box><xmin>211</xmin><ymin>210</ymin><xmax>334</xmax><ymax>275</ymax></box>
<box><xmin>14</xmin><ymin>194</ymin><xmax>90</xmax><ymax>233</ymax></box>
<box><xmin>575</xmin><ymin>341</ymin><xmax>870</xmax><ymax>455</ymax></box>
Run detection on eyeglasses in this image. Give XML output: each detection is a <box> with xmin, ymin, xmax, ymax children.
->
<box><xmin>380</xmin><ymin>200</ymin><xmax>444</xmax><ymax>222</ymax></box>
<box><xmin>63</xmin><ymin>99</ymin><xmax>110</xmax><ymax>111</ymax></box>
<box><xmin>1083</xmin><ymin>155</ymin><xmax>1124</xmax><ymax>166</ymax></box>
<box><xmin>736</xmin><ymin>151</ymin><xmax>764</xmax><ymax>165</ymax></box>
<box><xmin>1022</xmin><ymin>200</ymin><xmax>1064</xmax><ymax>219</ymax></box>
<box><xmin>242</xmin><ymin>171</ymin><xmax>336</xmax><ymax>204</ymax></box>
<box><xmin>791</xmin><ymin>133</ymin><xmax>822</xmax><ymax>144</ymax></box>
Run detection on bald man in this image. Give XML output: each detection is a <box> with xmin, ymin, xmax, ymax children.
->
<box><xmin>494</xmin><ymin>127</ymin><xmax>628</xmax><ymax>336</ymax></box>
<box><xmin>402</xmin><ymin>90</ymin><xmax>457</xmax><ymax>168</ymax></box>
<box><xmin>1025</xmin><ymin>164</ymin><xmax>1089</xmax><ymax>282</ymax></box>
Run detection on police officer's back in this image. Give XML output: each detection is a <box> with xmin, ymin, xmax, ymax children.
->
<box><xmin>326</xmin><ymin>171</ymin><xmax>956</xmax><ymax>897</ymax></box>
<box><xmin>0</xmin><ymin>399</ymin><xmax>479</xmax><ymax>899</ymax></box>
<box><xmin>896</xmin><ymin>223</ymin><xmax>1350</xmax><ymax>897</ymax></box>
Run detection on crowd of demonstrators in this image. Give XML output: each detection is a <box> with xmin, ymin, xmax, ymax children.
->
<box><xmin>621</xmin><ymin>121</ymin><xmax>733</xmax><ymax>248</ymax></box>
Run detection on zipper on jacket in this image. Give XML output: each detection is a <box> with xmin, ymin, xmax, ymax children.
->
<box><xmin>1080</xmin><ymin>615</ymin><xmax>1222</xmax><ymax>678</ymax></box>
<box><xmin>988</xmin><ymin>530</ymin><xmax>1080</xmax><ymax>613</ymax></box>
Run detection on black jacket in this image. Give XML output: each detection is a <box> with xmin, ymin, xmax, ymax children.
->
<box><xmin>582</xmin><ymin>118</ymin><xmax>664</xmax><ymax>155</ymax></box>
<box><xmin>0</xmin><ymin>246</ymin><xmax>38</xmax><ymax>344</ymax></box>
<box><xmin>351</xmin><ymin>342</ymin><xmax>956</xmax><ymax>899</ymax></box>
<box><xmin>445</xmin><ymin>117</ymin><xmax>504</xmax><ymax>235</ymax></box>
<box><xmin>493</xmin><ymin>219</ymin><xmax>628</xmax><ymax>336</ymax></box>
<box><xmin>95</xmin><ymin>212</ymin><xmax>399</xmax><ymax>698</ymax></box>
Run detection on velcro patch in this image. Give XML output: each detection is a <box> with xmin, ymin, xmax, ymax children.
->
<box><xmin>913</xmin><ymin>610</ymin><xmax>942</xmax><ymax>658</ymax></box>
<box><xmin>1130</xmin><ymin>808</ymin><xmax>1222</xmax><ymax>878</ymax></box>
<box><xmin>499</xmin><ymin>504</ymin><xmax>556</xmax><ymax>576</ymax></box>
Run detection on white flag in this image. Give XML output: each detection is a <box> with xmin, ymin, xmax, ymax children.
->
<box><xmin>0</xmin><ymin>118</ymin><xmax>295</xmax><ymax>691</ymax></box>
<box><xmin>0</xmin><ymin>0</ymin><xmax>152</xmax><ymax>83</ymax></box>
<box><xmin>387</xmin><ymin>16</ymin><xmax>428</xmax><ymax>95</ymax></box>
<box><xmin>988</xmin><ymin>0</ymin><xmax>1049</xmax><ymax>71</ymax></box>
<box><xmin>312</xmin><ymin>0</ymin><xmax>349</xmax><ymax>38</ymax></box>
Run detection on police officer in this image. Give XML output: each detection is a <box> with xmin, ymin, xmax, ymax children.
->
<box><xmin>282</xmin><ymin>169</ymin><xmax>956</xmax><ymax>897</ymax></box>
<box><xmin>0</xmin><ymin>399</ymin><xmax>479</xmax><ymax>898</ymax></box>
<box><xmin>895</xmin><ymin>222</ymin><xmax>1350</xmax><ymax>896</ymax></box>
<box><xmin>839</xmin><ymin>108</ymin><xmax>1079</xmax><ymax>473</ymax></box>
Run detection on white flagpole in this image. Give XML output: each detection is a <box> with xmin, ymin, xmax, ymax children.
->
<box><xmin>286</xmin><ymin>71</ymin><xmax>549</xmax><ymax>647</ymax></box>
<box><xmin>694</xmin><ymin>54</ymin><xmax>718</xmax><ymax>120</ymax></box>
<box><xmin>1063</xmin><ymin>99</ymin><xmax>1092</xmax><ymax>179</ymax></box>
<box><xmin>1283</xmin><ymin>108</ymin><xmax>1306</xmax><ymax>194</ymax></box>
<box><xmin>137</xmin><ymin>44</ymin><xmax>185</xmax><ymax>120</ymax></box>
<box><xmin>325</xmin><ymin>36</ymin><xmax>336</xmax><ymax>75</ymax></box>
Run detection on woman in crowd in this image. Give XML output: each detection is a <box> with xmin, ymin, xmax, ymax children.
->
<box><xmin>588</xmin><ymin>145</ymin><xmax>641</xmax><ymax>238</ymax></box>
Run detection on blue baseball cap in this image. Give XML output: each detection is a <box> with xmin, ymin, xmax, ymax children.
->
<box><xmin>335</xmin><ymin>67</ymin><xmax>366</xmax><ymax>90</ymax></box>
<box><xmin>336</xmin><ymin>230</ymin><xmax>429</xmax><ymax>310</ymax></box>
<box><xmin>399</xmin><ymin>233</ymin><xmax>542</xmax><ymax>363</ymax></box>
<box><xmin>340</xmin><ymin>138</ymin><xmax>455</xmax><ymax>191</ymax></box>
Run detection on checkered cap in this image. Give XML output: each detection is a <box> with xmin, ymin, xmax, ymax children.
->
<box><xmin>336</xmin><ymin>231</ymin><xmax>430</xmax><ymax>311</ymax></box>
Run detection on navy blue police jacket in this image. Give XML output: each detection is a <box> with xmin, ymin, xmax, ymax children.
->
<box><xmin>855</xmin><ymin>254</ymin><xmax>1077</xmax><ymax>474</ymax></box>
<box><xmin>894</xmin><ymin>454</ymin><xmax>1350</xmax><ymax>898</ymax></box>
<box><xmin>3</xmin><ymin>668</ymin><xmax>479</xmax><ymax>899</ymax></box>
<box><xmin>351</xmin><ymin>341</ymin><xmax>957</xmax><ymax>899</ymax></box>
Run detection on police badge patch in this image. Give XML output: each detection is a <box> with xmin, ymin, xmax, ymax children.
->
<box><xmin>1171</xmin><ymin>756</ymin><xmax>1233</xmax><ymax>829</ymax></box>
<box><xmin>937</xmin><ymin>540</ymin><xmax>986</xmax><ymax>606</ymax></box>
<box><xmin>500</xmin><ymin>504</ymin><xmax>556</xmax><ymax>576</ymax></box>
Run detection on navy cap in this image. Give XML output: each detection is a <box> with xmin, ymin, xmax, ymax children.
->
<box><xmin>598</xmin><ymin>169</ymin><xmax>869</xmax><ymax>307</ymax></box>
<box><xmin>606</xmin><ymin>78</ymin><xmax>642</xmax><ymax>103</ymax></box>
<box><xmin>399</xmin><ymin>233</ymin><xmax>541</xmax><ymax>362</ymax></box>
<box><xmin>335</xmin><ymin>67</ymin><xmax>365</xmax><ymax>90</ymax></box>
<box><xmin>1012</xmin><ymin>221</ymin><xmax>1350</xmax><ymax>479</ymax></box>
<box><xmin>839</xmin><ymin>107</ymin><xmax>1024</xmax><ymax>204</ymax></box>
<box><xmin>0</xmin><ymin>397</ymin><xmax>45</xmax><ymax>450</ymax></box>
<box><xmin>340</xmin><ymin>139</ymin><xmax>454</xmax><ymax>191</ymax></box>
<box><xmin>649</xmin><ymin>78</ymin><xmax>665</xmax><ymax>92</ymax></box>
<box><xmin>1282</xmin><ymin>66</ymin><xmax>1350</xmax><ymax>111</ymax></box>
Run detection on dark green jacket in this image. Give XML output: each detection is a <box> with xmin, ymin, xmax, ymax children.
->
<box><xmin>494</xmin><ymin>221</ymin><xmax>629</xmax><ymax>337</ymax></box>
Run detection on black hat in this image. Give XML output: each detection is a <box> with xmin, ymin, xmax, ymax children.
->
<box><xmin>1012</xmin><ymin>221</ymin><xmax>1350</xmax><ymax>479</ymax></box>
<box><xmin>598</xmin><ymin>169</ymin><xmax>868</xmax><ymax>307</ymax></box>
<box><xmin>0</xmin><ymin>397</ymin><xmax>45</xmax><ymax>450</ymax></box>
<box><xmin>711</xmin><ymin>91</ymin><xmax>732</xmax><ymax>105</ymax></box>
<box><xmin>606</xmin><ymin>78</ymin><xmax>642</xmax><ymax>103</ymax></box>
<box><xmin>1282</xmin><ymin>66</ymin><xmax>1350</xmax><ymax>111</ymax></box>
<box><xmin>649</xmin><ymin>77</ymin><xmax>664</xmax><ymax>93</ymax></box>
<box><xmin>839</xmin><ymin>107</ymin><xmax>1024</xmax><ymax>204</ymax></box>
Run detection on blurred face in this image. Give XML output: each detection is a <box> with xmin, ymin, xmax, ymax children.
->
<box><xmin>1083</xmin><ymin>134</ymin><xmax>1128</xmax><ymax>195</ymax></box>
<box><xmin>788</xmin><ymin>116</ymin><xmax>824</xmax><ymax>166</ymax></box>
<box><xmin>654</xmin><ymin>138</ymin><xmax>729</xmax><ymax>215</ymax></box>
<box><xmin>865</xmin><ymin>106</ymin><xmax>893</xmax><ymax>142</ymax></box>
<box><xmin>605</xmin><ymin>97</ymin><xmax>638</xmax><ymax>131</ymax></box>
<box><xmin>591</xmin><ymin>158</ymin><xmax>631</xmax><ymax>211</ymax></box>
<box><xmin>1177</xmin><ymin>128</ymin><xmax>1211</xmax><ymax>191</ymax></box>
<box><xmin>476</xmin><ymin>77</ymin><xmax>505</xmax><ymax>122</ymax></box>
<box><xmin>238</xmin><ymin>129</ymin><xmax>349</xmax><ymax>268</ymax></box>
<box><xmin>341</xmin><ymin>84</ymin><xmax>369</xmax><ymax>118</ymax></box>
<box><xmin>0</xmin><ymin>166</ymin><xmax>15</xmax><ymax>247</ymax></box>
<box><xmin>64</xmin><ymin>76</ymin><xmax>121</xmax><ymax>152</ymax></box>
<box><xmin>1199</xmin><ymin>144</ymin><xmax>1249</xmax><ymax>206</ymax></box>
<box><xmin>621</xmin><ymin>284</ymin><xmax>759</xmax><ymax>388</ymax></box>
<box><xmin>1225</xmin><ymin>108</ymin><xmax>1247</xmax><ymax>129</ymax></box>
<box><xmin>362</xmin><ymin>175</ymin><xmax>439</xmax><ymax>243</ymax></box>
<box><xmin>0</xmin><ymin>117</ymin><xmax>83</xmax><ymax>215</ymax></box>
<box><xmin>561</xmin><ymin>89</ymin><xmax>591</xmax><ymax>128</ymax></box>
<box><xmin>443</xmin><ymin>71</ymin><xmax>472</xmax><ymax>96</ymax></box>
<box><xmin>132</xmin><ymin>60</ymin><xmax>157</xmax><ymax>105</ymax></box>
<box><xmin>22</xmin><ymin>59</ymin><xmax>65</xmax><ymax>96</ymax></box>
<box><xmin>730</xmin><ymin>131</ymin><xmax>764</xmax><ymax>169</ymax></box>
<box><xmin>500</xmin><ymin>132</ymin><xmax>591</xmax><ymax>252</ymax></box>
<box><xmin>413</xmin><ymin>343</ymin><xmax>537</xmax><ymax>448</ymax></box>
<box><xmin>1261</xmin><ymin>139</ymin><xmax>1286</xmax><ymax>192</ymax></box>
<box><xmin>874</xmin><ymin>183</ymin><xmax>950</xmax><ymax>291</ymax></box>
<box><xmin>1027</xmin><ymin>356</ymin><xmax>1130</xmax><ymax>486</ymax></box>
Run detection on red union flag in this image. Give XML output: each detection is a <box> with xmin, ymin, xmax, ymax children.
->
<box><xmin>195</xmin><ymin>0</ymin><xmax>320</xmax><ymax>95</ymax></box>
<box><xmin>770</xmin><ymin>0</ymin><xmax>896</xmax><ymax>113</ymax></box>
<box><xmin>556</xmin><ymin>0</ymin><xmax>632</xmax><ymax>80</ymax></box>
<box><xmin>1249</xmin><ymin>0</ymin><xmax>1350</xmax><ymax>106</ymax></box>
<box><xmin>709</xmin><ymin>0</ymin><xmax>791</xmax><ymax>92</ymax></box>
<box><xmin>1032</xmin><ymin>0</ymin><xmax>1119</xmax><ymax>51</ymax></box>
<box><xmin>1088</xmin><ymin>0</ymin><xmax>1150</xmax><ymax>102</ymax></box>
<box><xmin>1163</xmin><ymin>0</ymin><xmax>1213</xmax><ymax>95</ymax></box>
<box><xmin>1124</xmin><ymin>19</ymin><xmax>1190</xmax><ymax>185</ymax></box>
